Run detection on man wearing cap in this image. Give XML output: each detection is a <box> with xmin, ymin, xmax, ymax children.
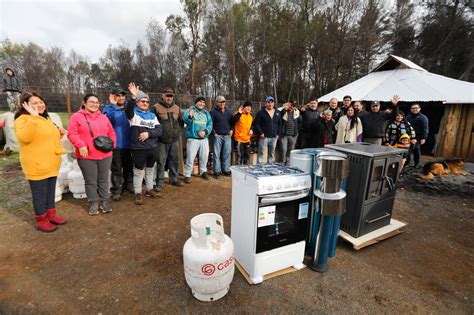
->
<box><xmin>151</xmin><ymin>87</ymin><xmax>184</xmax><ymax>191</ymax></box>
<box><xmin>253</xmin><ymin>96</ymin><xmax>281</xmax><ymax>164</ymax></box>
<box><xmin>103</xmin><ymin>87</ymin><xmax>133</xmax><ymax>200</ymax></box>
<box><xmin>279</xmin><ymin>100</ymin><xmax>301</xmax><ymax>164</ymax></box>
<box><xmin>183</xmin><ymin>97</ymin><xmax>213</xmax><ymax>183</ymax></box>
<box><xmin>359</xmin><ymin>95</ymin><xmax>400</xmax><ymax>145</ymax></box>
<box><xmin>210</xmin><ymin>96</ymin><xmax>233</xmax><ymax>178</ymax></box>
<box><xmin>125</xmin><ymin>83</ymin><xmax>162</xmax><ymax>205</ymax></box>
<box><xmin>2</xmin><ymin>67</ymin><xmax>22</xmax><ymax>112</ymax></box>
<box><xmin>231</xmin><ymin>101</ymin><xmax>253</xmax><ymax>164</ymax></box>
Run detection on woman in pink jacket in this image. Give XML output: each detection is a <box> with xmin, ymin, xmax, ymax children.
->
<box><xmin>68</xmin><ymin>94</ymin><xmax>116</xmax><ymax>215</ymax></box>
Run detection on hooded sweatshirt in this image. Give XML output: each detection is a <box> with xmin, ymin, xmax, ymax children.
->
<box><xmin>2</xmin><ymin>68</ymin><xmax>22</xmax><ymax>92</ymax></box>
<box><xmin>67</xmin><ymin>109</ymin><xmax>116</xmax><ymax>160</ymax></box>
<box><xmin>103</xmin><ymin>103</ymin><xmax>131</xmax><ymax>149</ymax></box>
<box><xmin>183</xmin><ymin>106</ymin><xmax>213</xmax><ymax>139</ymax></box>
<box><xmin>125</xmin><ymin>99</ymin><xmax>162</xmax><ymax>150</ymax></box>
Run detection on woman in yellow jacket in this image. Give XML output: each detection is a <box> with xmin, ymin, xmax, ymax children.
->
<box><xmin>14</xmin><ymin>92</ymin><xmax>67</xmax><ymax>232</ymax></box>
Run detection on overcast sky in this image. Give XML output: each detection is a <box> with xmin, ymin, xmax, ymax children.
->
<box><xmin>0</xmin><ymin>0</ymin><xmax>182</xmax><ymax>63</ymax></box>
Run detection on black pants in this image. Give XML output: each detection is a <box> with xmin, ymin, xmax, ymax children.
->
<box><xmin>28</xmin><ymin>177</ymin><xmax>57</xmax><ymax>215</ymax></box>
<box><xmin>407</xmin><ymin>142</ymin><xmax>422</xmax><ymax>166</ymax></box>
<box><xmin>110</xmin><ymin>148</ymin><xmax>133</xmax><ymax>194</ymax></box>
<box><xmin>297</xmin><ymin>131</ymin><xmax>318</xmax><ymax>149</ymax></box>
<box><xmin>131</xmin><ymin>149</ymin><xmax>156</xmax><ymax>170</ymax></box>
<box><xmin>236</xmin><ymin>141</ymin><xmax>251</xmax><ymax>165</ymax></box>
<box><xmin>155</xmin><ymin>140</ymin><xmax>180</xmax><ymax>187</ymax></box>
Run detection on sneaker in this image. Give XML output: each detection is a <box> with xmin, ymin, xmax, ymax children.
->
<box><xmin>89</xmin><ymin>202</ymin><xmax>100</xmax><ymax>216</ymax></box>
<box><xmin>170</xmin><ymin>181</ymin><xmax>184</xmax><ymax>187</ymax></box>
<box><xmin>184</xmin><ymin>177</ymin><xmax>191</xmax><ymax>184</ymax></box>
<box><xmin>201</xmin><ymin>172</ymin><xmax>210</xmax><ymax>180</ymax></box>
<box><xmin>154</xmin><ymin>185</ymin><xmax>163</xmax><ymax>192</ymax></box>
<box><xmin>145</xmin><ymin>190</ymin><xmax>160</xmax><ymax>198</ymax></box>
<box><xmin>222</xmin><ymin>171</ymin><xmax>231</xmax><ymax>176</ymax></box>
<box><xmin>100</xmin><ymin>200</ymin><xmax>113</xmax><ymax>213</ymax></box>
<box><xmin>134</xmin><ymin>193</ymin><xmax>144</xmax><ymax>205</ymax></box>
<box><xmin>213</xmin><ymin>172</ymin><xmax>221</xmax><ymax>179</ymax></box>
<box><xmin>112</xmin><ymin>193</ymin><xmax>121</xmax><ymax>202</ymax></box>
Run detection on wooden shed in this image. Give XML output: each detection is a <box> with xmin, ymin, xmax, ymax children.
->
<box><xmin>318</xmin><ymin>55</ymin><xmax>474</xmax><ymax>161</ymax></box>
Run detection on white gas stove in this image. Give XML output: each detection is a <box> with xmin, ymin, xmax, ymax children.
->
<box><xmin>230</xmin><ymin>164</ymin><xmax>311</xmax><ymax>284</ymax></box>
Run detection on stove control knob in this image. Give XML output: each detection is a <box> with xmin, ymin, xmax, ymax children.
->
<box><xmin>284</xmin><ymin>183</ymin><xmax>290</xmax><ymax>188</ymax></box>
<box><xmin>266</xmin><ymin>184</ymin><xmax>273</xmax><ymax>191</ymax></box>
<box><xmin>292</xmin><ymin>182</ymin><xmax>298</xmax><ymax>187</ymax></box>
<box><xmin>276</xmin><ymin>184</ymin><xmax>282</xmax><ymax>190</ymax></box>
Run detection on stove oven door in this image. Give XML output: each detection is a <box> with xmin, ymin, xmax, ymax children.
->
<box><xmin>256</xmin><ymin>189</ymin><xmax>310</xmax><ymax>254</ymax></box>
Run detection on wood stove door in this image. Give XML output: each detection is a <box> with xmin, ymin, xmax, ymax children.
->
<box><xmin>366</xmin><ymin>159</ymin><xmax>386</xmax><ymax>200</ymax></box>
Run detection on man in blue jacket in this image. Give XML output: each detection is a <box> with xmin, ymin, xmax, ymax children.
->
<box><xmin>210</xmin><ymin>95</ymin><xmax>233</xmax><ymax>178</ymax></box>
<box><xmin>406</xmin><ymin>103</ymin><xmax>429</xmax><ymax>168</ymax></box>
<box><xmin>183</xmin><ymin>96</ymin><xmax>213</xmax><ymax>183</ymax></box>
<box><xmin>103</xmin><ymin>87</ymin><xmax>133</xmax><ymax>201</ymax></box>
<box><xmin>253</xmin><ymin>96</ymin><xmax>281</xmax><ymax>164</ymax></box>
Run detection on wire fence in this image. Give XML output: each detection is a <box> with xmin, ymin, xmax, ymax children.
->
<box><xmin>0</xmin><ymin>87</ymin><xmax>269</xmax><ymax>115</ymax></box>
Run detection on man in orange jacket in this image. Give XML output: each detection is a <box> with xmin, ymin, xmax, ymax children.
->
<box><xmin>231</xmin><ymin>101</ymin><xmax>253</xmax><ymax>165</ymax></box>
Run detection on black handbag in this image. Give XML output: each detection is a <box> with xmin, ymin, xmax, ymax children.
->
<box><xmin>82</xmin><ymin>114</ymin><xmax>114</xmax><ymax>152</ymax></box>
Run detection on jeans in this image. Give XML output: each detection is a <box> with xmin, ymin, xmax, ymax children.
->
<box><xmin>407</xmin><ymin>142</ymin><xmax>422</xmax><ymax>166</ymax></box>
<box><xmin>155</xmin><ymin>140</ymin><xmax>180</xmax><ymax>187</ymax></box>
<box><xmin>280</xmin><ymin>135</ymin><xmax>297</xmax><ymax>164</ymax></box>
<box><xmin>78</xmin><ymin>156</ymin><xmax>113</xmax><ymax>202</ymax></box>
<box><xmin>236</xmin><ymin>141</ymin><xmax>251</xmax><ymax>165</ymax></box>
<box><xmin>213</xmin><ymin>134</ymin><xmax>231</xmax><ymax>173</ymax></box>
<box><xmin>185</xmin><ymin>138</ymin><xmax>210</xmax><ymax>177</ymax></box>
<box><xmin>257</xmin><ymin>137</ymin><xmax>278</xmax><ymax>164</ymax></box>
<box><xmin>28</xmin><ymin>177</ymin><xmax>57</xmax><ymax>215</ymax></box>
<box><xmin>110</xmin><ymin>148</ymin><xmax>133</xmax><ymax>194</ymax></box>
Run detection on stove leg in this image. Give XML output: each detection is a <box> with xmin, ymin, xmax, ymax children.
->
<box><xmin>250</xmin><ymin>275</ymin><xmax>263</xmax><ymax>284</ymax></box>
<box><xmin>292</xmin><ymin>263</ymin><xmax>305</xmax><ymax>270</ymax></box>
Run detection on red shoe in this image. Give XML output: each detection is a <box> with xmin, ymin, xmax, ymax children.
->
<box><xmin>35</xmin><ymin>213</ymin><xmax>58</xmax><ymax>232</ymax></box>
<box><xmin>46</xmin><ymin>208</ymin><xmax>67</xmax><ymax>225</ymax></box>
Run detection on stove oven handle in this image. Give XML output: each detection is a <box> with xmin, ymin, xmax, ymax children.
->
<box><xmin>260</xmin><ymin>189</ymin><xmax>310</xmax><ymax>205</ymax></box>
<box><xmin>384</xmin><ymin>175</ymin><xmax>395</xmax><ymax>192</ymax></box>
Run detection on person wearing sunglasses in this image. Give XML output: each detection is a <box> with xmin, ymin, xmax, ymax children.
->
<box><xmin>359</xmin><ymin>95</ymin><xmax>400</xmax><ymax>145</ymax></box>
<box><xmin>210</xmin><ymin>95</ymin><xmax>233</xmax><ymax>178</ymax></box>
<box><xmin>125</xmin><ymin>83</ymin><xmax>162</xmax><ymax>205</ymax></box>
<box><xmin>151</xmin><ymin>87</ymin><xmax>184</xmax><ymax>191</ymax></box>
<box><xmin>253</xmin><ymin>96</ymin><xmax>281</xmax><ymax>164</ymax></box>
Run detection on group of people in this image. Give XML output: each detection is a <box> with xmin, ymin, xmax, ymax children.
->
<box><xmin>12</xmin><ymin>85</ymin><xmax>428</xmax><ymax>233</ymax></box>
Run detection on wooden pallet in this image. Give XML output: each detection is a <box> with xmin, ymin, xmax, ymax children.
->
<box><xmin>339</xmin><ymin>219</ymin><xmax>407</xmax><ymax>250</ymax></box>
<box><xmin>235</xmin><ymin>260</ymin><xmax>305</xmax><ymax>285</ymax></box>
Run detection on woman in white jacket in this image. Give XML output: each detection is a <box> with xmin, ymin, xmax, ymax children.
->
<box><xmin>335</xmin><ymin>106</ymin><xmax>363</xmax><ymax>144</ymax></box>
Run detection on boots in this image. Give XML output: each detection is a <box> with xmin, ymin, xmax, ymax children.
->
<box><xmin>46</xmin><ymin>208</ymin><xmax>67</xmax><ymax>225</ymax></box>
<box><xmin>35</xmin><ymin>213</ymin><xmax>58</xmax><ymax>232</ymax></box>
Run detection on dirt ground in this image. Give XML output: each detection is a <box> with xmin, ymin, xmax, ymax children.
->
<box><xmin>0</xmin><ymin>160</ymin><xmax>473</xmax><ymax>314</ymax></box>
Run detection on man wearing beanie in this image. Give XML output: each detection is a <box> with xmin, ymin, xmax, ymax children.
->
<box><xmin>183</xmin><ymin>96</ymin><xmax>213</xmax><ymax>183</ymax></box>
<box><xmin>231</xmin><ymin>101</ymin><xmax>254</xmax><ymax>165</ymax></box>
<box><xmin>125</xmin><ymin>83</ymin><xmax>162</xmax><ymax>205</ymax></box>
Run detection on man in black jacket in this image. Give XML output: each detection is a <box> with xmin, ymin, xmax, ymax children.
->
<box><xmin>2</xmin><ymin>67</ymin><xmax>22</xmax><ymax>112</ymax></box>
<box><xmin>253</xmin><ymin>96</ymin><xmax>281</xmax><ymax>164</ymax></box>
<box><xmin>359</xmin><ymin>95</ymin><xmax>399</xmax><ymax>145</ymax></box>
<box><xmin>406</xmin><ymin>103</ymin><xmax>429</xmax><ymax>168</ymax></box>
<box><xmin>151</xmin><ymin>87</ymin><xmax>184</xmax><ymax>191</ymax></box>
<box><xmin>298</xmin><ymin>99</ymin><xmax>321</xmax><ymax>148</ymax></box>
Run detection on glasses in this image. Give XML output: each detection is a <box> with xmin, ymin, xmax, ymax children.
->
<box><xmin>87</xmin><ymin>100</ymin><xmax>100</xmax><ymax>104</ymax></box>
<box><xmin>139</xmin><ymin>100</ymin><xmax>150</xmax><ymax>104</ymax></box>
<box><xmin>165</xmin><ymin>94</ymin><xmax>174</xmax><ymax>98</ymax></box>
<box><xmin>218</xmin><ymin>101</ymin><xmax>226</xmax><ymax>104</ymax></box>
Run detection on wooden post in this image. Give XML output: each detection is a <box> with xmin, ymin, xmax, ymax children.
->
<box><xmin>66</xmin><ymin>87</ymin><xmax>72</xmax><ymax>117</ymax></box>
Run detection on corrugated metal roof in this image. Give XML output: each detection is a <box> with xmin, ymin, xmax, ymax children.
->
<box><xmin>318</xmin><ymin>68</ymin><xmax>474</xmax><ymax>104</ymax></box>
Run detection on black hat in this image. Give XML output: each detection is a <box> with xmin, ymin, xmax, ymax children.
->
<box><xmin>195</xmin><ymin>96</ymin><xmax>206</xmax><ymax>104</ymax></box>
<box><xmin>242</xmin><ymin>100</ymin><xmax>252</xmax><ymax>107</ymax></box>
<box><xmin>111</xmin><ymin>87</ymin><xmax>126</xmax><ymax>95</ymax></box>
<box><xmin>162</xmin><ymin>87</ymin><xmax>174</xmax><ymax>95</ymax></box>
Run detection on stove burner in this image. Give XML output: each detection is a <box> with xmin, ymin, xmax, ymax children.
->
<box><xmin>234</xmin><ymin>163</ymin><xmax>306</xmax><ymax>177</ymax></box>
